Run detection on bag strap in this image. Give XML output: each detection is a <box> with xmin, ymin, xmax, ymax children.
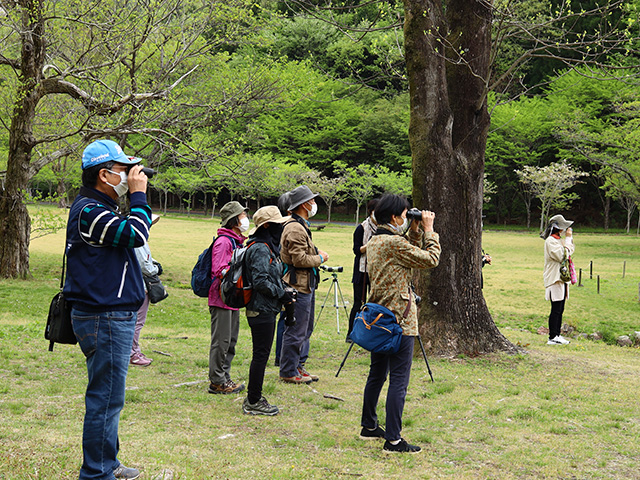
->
<box><xmin>59</xmin><ymin>242</ymin><xmax>68</xmax><ymax>292</ymax></box>
<box><xmin>402</xmin><ymin>287</ymin><xmax>412</xmax><ymax>319</ymax></box>
<box><xmin>363</xmin><ymin>312</ymin><xmax>385</xmax><ymax>329</ymax></box>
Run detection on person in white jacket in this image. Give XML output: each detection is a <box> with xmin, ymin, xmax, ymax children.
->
<box><xmin>541</xmin><ymin>214</ymin><xmax>575</xmax><ymax>345</ymax></box>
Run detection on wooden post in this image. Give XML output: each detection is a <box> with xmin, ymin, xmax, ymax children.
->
<box><xmin>597</xmin><ymin>275</ymin><xmax>600</xmax><ymax>294</ymax></box>
<box><xmin>578</xmin><ymin>268</ymin><xmax>583</xmax><ymax>287</ymax></box>
<box><xmin>623</xmin><ymin>261</ymin><xmax>626</xmax><ymax>279</ymax></box>
<box><xmin>590</xmin><ymin>261</ymin><xmax>593</xmax><ymax>279</ymax></box>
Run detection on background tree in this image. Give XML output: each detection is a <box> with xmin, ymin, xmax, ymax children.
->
<box><xmin>401</xmin><ymin>0</ymin><xmax>635</xmax><ymax>356</ymax></box>
<box><xmin>516</xmin><ymin>161</ymin><xmax>589</xmax><ymax>232</ymax></box>
<box><xmin>0</xmin><ymin>0</ymin><xmax>258</xmax><ymax>278</ymax></box>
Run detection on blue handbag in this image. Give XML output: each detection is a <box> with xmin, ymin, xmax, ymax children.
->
<box><xmin>350</xmin><ymin>303</ymin><xmax>403</xmax><ymax>354</ymax></box>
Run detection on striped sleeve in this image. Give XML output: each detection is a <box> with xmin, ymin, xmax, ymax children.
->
<box><xmin>78</xmin><ymin>199</ymin><xmax>151</xmax><ymax>248</ymax></box>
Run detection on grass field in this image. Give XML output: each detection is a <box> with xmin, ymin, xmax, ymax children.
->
<box><xmin>1</xmin><ymin>207</ymin><xmax>639</xmax><ymax>479</ymax></box>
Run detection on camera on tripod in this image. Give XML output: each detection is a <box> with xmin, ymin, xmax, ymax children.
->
<box><xmin>320</xmin><ymin>265</ymin><xmax>343</xmax><ymax>273</ymax></box>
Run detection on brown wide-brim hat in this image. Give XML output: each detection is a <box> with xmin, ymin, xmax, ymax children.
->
<box><xmin>287</xmin><ymin>185</ymin><xmax>318</xmax><ymax>211</ymax></box>
<box><xmin>248</xmin><ymin>206</ymin><xmax>290</xmax><ymax>236</ymax></box>
<box><xmin>220</xmin><ymin>201</ymin><xmax>248</xmax><ymax>226</ymax></box>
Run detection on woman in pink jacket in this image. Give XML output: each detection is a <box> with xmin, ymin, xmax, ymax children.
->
<box><xmin>207</xmin><ymin>201</ymin><xmax>249</xmax><ymax>394</ymax></box>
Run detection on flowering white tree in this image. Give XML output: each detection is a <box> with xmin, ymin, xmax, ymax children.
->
<box><xmin>516</xmin><ymin>160</ymin><xmax>588</xmax><ymax>232</ymax></box>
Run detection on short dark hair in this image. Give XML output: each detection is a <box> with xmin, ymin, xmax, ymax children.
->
<box><xmin>374</xmin><ymin>194</ymin><xmax>409</xmax><ymax>225</ymax></box>
<box><xmin>82</xmin><ymin>161</ymin><xmax>116</xmax><ymax>188</ymax></box>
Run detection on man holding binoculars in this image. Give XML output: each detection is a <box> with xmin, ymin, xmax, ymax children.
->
<box><xmin>279</xmin><ymin>186</ymin><xmax>329</xmax><ymax>384</ymax></box>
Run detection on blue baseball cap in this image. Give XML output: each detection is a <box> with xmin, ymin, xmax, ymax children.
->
<box><xmin>81</xmin><ymin>140</ymin><xmax>142</xmax><ymax>170</ymax></box>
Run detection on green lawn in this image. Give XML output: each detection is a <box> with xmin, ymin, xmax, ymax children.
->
<box><xmin>1</xmin><ymin>209</ymin><xmax>639</xmax><ymax>479</ymax></box>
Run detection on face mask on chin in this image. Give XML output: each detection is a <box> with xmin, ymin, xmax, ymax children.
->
<box><xmin>238</xmin><ymin>217</ymin><xmax>250</xmax><ymax>233</ymax></box>
<box><xmin>106</xmin><ymin>170</ymin><xmax>129</xmax><ymax>197</ymax></box>
<box><xmin>388</xmin><ymin>216</ymin><xmax>408</xmax><ymax>234</ymax></box>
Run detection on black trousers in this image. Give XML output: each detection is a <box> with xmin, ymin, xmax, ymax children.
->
<box><xmin>348</xmin><ymin>281</ymin><xmax>368</xmax><ymax>335</ymax></box>
<box><xmin>548</xmin><ymin>284</ymin><xmax>567</xmax><ymax>339</ymax></box>
<box><xmin>247</xmin><ymin>319</ymin><xmax>276</xmax><ymax>404</ymax></box>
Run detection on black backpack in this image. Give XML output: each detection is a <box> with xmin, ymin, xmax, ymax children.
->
<box><xmin>191</xmin><ymin>235</ymin><xmax>234</xmax><ymax>297</ymax></box>
<box><xmin>219</xmin><ymin>241</ymin><xmax>271</xmax><ymax>308</ymax></box>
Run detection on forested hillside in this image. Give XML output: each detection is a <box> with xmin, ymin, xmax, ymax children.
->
<box><xmin>1</xmin><ymin>0</ymin><xmax>638</xmax><ymax>229</ymax></box>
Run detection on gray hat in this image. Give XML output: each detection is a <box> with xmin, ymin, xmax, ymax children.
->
<box><xmin>549</xmin><ymin>214</ymin><xmax>573</xmax><ymax>230</ymax></box>
<box><xmin>248</xmin><ymin>206</ymin><xmax>290</xmax><ymax>236</ymax></box>
<box><xmin>220</xmin><ymin>201</ymin><xmax>248</xmax><ymax>226</ymax></box>
<box><xmin>277</xmin><ymin>192</ymin><xmax>291</xmax><ymax>214</ymax></box>
<box><xmin>287</xmin><ymin>185</ymin><xmax>318</xmax><ymax>211</ymax></box>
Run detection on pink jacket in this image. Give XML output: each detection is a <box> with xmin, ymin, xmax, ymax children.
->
<box><xmin>208</xmin><ymin>228</ymin><xmax>245</xmax><ymax>309</ymax></box>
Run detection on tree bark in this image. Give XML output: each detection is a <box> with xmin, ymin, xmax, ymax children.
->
<box><xmin>0</xmin><ymin>0</ymin><xmax>45</xmax><ymax>278</ymax></box>
<box><xmin>404</xmin><ymin>0</ymin><xmax>518</xmax><ymax>356</ymax></box>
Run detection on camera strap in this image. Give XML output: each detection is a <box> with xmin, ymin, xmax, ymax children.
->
<box><xmin>402</xmin><ymin>287</ymin><xmax>412</xmax><ymax>319</ymax></box>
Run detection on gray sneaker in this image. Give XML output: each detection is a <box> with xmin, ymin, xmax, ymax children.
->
<box><xmin>113</xmin><ymin>464</ymin><xmax>140</xmax><ymax>479</ymax></box>
<box><xmin>243</xmin><ymin>396</ymin><xmax>279</xmax><ymax>416</ymax></box>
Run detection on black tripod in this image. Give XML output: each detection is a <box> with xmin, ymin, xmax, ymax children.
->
<box><xmin>315</xmin><ymin>270</ymin><xmax>349</xmax><ymax>334</ymax></box>
<box><xmin>335</xmin><ymin>336</ymin><xmax>434</xmax><ymax>382</ymax></box>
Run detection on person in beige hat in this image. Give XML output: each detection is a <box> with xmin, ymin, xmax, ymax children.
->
<box><xmin>207</xmin><ymin>201</ymin><xmax>249</xmax><ymax>394</ymax></box>
<box><xmin>542</xmin><ymin>214</ymin><xmax>575</xmax><ymax>345</ymax></box>
<box><xmin>241</xmin><ymin>206</ymin><xmax>295</xmax><ymax>415</ymax></box>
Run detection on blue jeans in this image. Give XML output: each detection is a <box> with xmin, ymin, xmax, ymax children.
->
<box><xmin>279</xmin><ymin>291</ymin><xmax>315</xmax><ymax>377</ymax></box>
<box><xmin>72</xmin><ymin>309</ymin><xmax>136</xmax><ymax>480</ymax></box>
<box><xmin>361</xmin><ymin>335</ymin><xmax>415</xmax><ymax>442</ymax></box>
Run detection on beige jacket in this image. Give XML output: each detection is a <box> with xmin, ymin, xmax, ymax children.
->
<box><xmin>280</xmin><ymin>218</ymin><xmax>323</xmax><ymax>294</ymax></box>
<box><xmin>366</xmin><ymin>227</ymin><xmax>441</xmax><ymax>336</ymax></box>
<box><xmin>543</xmin><ymin>235</ymin><xmax>574</xmax><ymax>288</ymax></box>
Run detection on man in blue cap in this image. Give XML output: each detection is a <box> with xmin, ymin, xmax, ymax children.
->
<box><xmin>64</xmin><ymin>139</ymin><xmax>152</xmax><ymax>480</ymax></box>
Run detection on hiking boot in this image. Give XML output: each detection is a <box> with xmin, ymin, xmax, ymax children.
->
<box><xmin>280</xmin><ymin>375</ymin><xmax>312</xmax><ymax>385</ymax></box>
<box><xmin>298</xmin><ymin>366</ymin><xmax>319</xmax><ymax>382</ymax></box>
<box><xmin>113</xmin><ymin>464</ymin><xmax>140</xmax><ymax>479</ymax></box>
<box><xmin>208</xmin><ymin>379</ymin><xmax>245</xmax><ymax>394</ymax></box>
<box><xmin>383</xmin><ymin>438</ymin><xmax>422</xmax><ymax>454</ymax></box>
<box><xmin>226</xmin><ymin>379</ymin><xmax>246</xmax><ymax>393</ymax></box>
<box><xmin>130</xmin><ymin>353</ymin><xmax>151</xmax><ymax>367</ymax></box>
<box><xmin>359</xmin><ymin>425</ymin><xmax>386</xmax><ymax>440</ymax></box>
<box><xmin>243</xmin><ymin>396</ymin><xmax>279</xmax><ymax>416</ymax></box>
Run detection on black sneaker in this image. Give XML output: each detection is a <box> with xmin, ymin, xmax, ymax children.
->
<box><xmin>359</xmin><ymin>425</ymin><xmax>386</xmax><ymax>440</ymax></box>
<box><xmin>243</xmin><ymin>396</ymin><xmax>279</xmax><ymax>416</ymax></box>
<box><xmin>383</xmin><ymin>438</ymin><xmax>422</xmax><ymax>454</ymax></box>
<box><xmin>113</xmin><ymin>464</ymin><xmax>140</xmax><ymax>479</ymax></box>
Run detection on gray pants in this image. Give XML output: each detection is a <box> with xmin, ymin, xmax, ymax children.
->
<box><xmin>279</xmin><ymin>290</ymin><xmax>315</xmax><ymax>378</ymax></box>
<box><xmin>208</xmin><ymin>306</ymin><xmax>239</xmax><ymax>384</ymax></box>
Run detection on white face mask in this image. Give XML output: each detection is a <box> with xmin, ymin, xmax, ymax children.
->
<box><xmin>306</xmin><ymin>202</ymin><xmax>318</xmax><ymax>218</ymax></box>
<box><xmin>106</xmin><ymin>170</ymin><xmax>129</xmax><ymax>197</ymax></box>
<box><xmin>388</xmin><ymin>216</ymin><xmax>408</xmax><ymax>234</ymax></box>
<box><xmin>238</xmin><ymin>217</ymin><xmax>250</xmax><ymax>233</ymax></box>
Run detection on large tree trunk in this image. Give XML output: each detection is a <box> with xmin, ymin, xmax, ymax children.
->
<box><xmin>0</xmin><ymin>0</ymin><xmax>45</xmax><ymax>278</ymax></box>
<box><xmin>404</xmin><ymin>0</ymin><xmax>517</xmax><ymax>356</ymax></box>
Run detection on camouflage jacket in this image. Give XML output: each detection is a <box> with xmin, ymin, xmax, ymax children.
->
<box><xmin>366</xmin><ymin>226</ymin><xmax>441</xmax><ymax>336</ymax></box>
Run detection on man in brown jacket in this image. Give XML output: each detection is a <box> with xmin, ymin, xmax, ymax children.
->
<box><xmin>279</xmin><ymin>186</ymin><xmax>329</xmax><ymax>384</ymax></box>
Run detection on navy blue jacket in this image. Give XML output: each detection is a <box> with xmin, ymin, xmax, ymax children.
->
<box><xmin>63</xmin><ymin>187</ymin><xmax>152</xmax><ymax>312</ymax></box>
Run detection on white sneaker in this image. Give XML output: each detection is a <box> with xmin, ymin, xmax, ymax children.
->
<box><xmin>547</xmin><ymin>335</ymin><xmax>569</xmax><ymax>345</ymax></box>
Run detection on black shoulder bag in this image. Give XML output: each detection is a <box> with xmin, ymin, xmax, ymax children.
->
<box><xmin>44</xmin><ymin>248</ymin><xmax>77</xmax><ymax>351</ymax></box>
